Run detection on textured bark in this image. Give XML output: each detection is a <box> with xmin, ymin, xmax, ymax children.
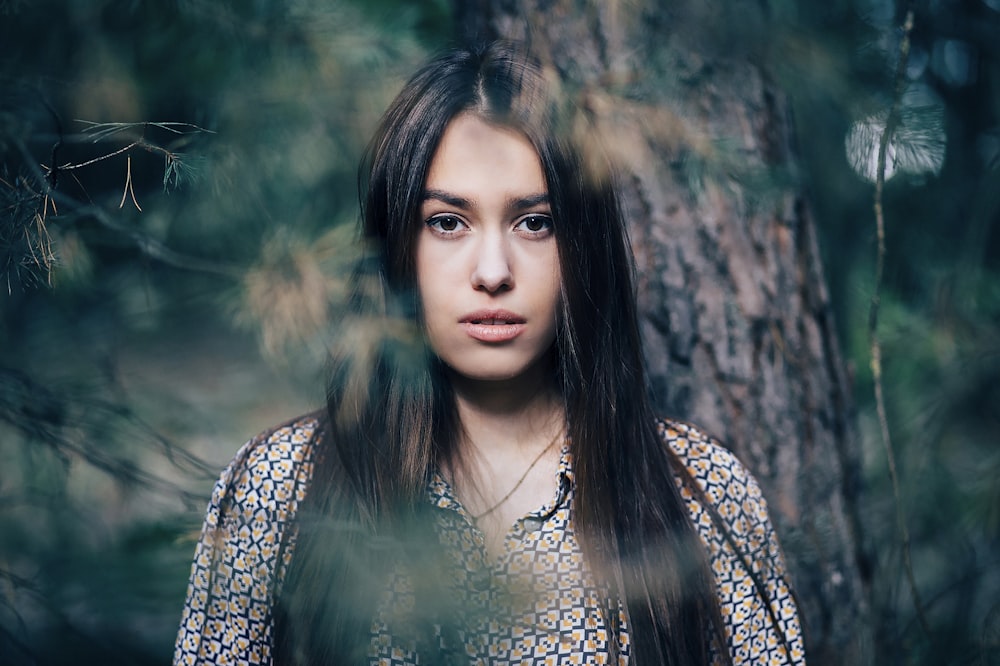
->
<box><xmin>454</xmin><ymin>2</ymin><xmax>871</xmax><ymax>663</ymax></box>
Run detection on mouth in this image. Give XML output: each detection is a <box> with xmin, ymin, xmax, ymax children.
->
<box><xmin>469</xmin><ymin>317</ymin><xmax>520</xmax><ymax>325</ymax></box>
<box><xmin>460</xmin><ymin>310</ymin><xmax>526</xmax><ymax>325</ymax></box>
<box><xmin>459</xmin><ymin>310</ymin><xmax>526</xmax><ymax>342</ymax></box>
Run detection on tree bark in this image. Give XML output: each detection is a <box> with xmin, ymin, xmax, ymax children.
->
<box><xmin>454</xmin><ymin>2</ymin><xmax>871</xmax><ymax>663</ymax></box>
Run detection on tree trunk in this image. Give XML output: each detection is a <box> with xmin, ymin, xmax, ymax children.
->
<box><xmin>454</xmin><ymin>2</ymin><xmax>871</xmax><ymax>663</ymax></box>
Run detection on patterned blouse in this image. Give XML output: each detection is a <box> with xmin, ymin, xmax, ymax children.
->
<box><xmin>173</xmin><ymin>415</ymin><xmax>805</xmax><ymax>665</ymax></box>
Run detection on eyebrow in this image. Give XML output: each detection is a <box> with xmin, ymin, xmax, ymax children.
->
<box><xmin>421</xmin><ymin>189</ymin><xmax>550</xmax><ymax>211</ymax></box>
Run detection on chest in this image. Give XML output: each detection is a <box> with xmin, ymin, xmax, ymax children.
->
<box><xmin>367</xmin><ymin>492</ymin><xmax>630</xmax><ymax>665</ymax></box>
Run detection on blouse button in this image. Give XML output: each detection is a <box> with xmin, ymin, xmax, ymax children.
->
<box><xmin>472</xmin><ymin>570</ymin><xmax>492</xmax><ymax>592</ymax></box>
<box><xmin>523</xmin><ymin>517</ymin><xmax>544</xmax><ymax>532</ymax></box>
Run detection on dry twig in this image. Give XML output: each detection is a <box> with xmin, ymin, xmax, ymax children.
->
<box><xmin>869</xmin><ymin>6</ymin><xmax>932</xmax><ymax>638</ymax></box>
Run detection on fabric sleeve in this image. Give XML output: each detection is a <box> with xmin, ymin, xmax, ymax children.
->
<box><xmin>663</xmin><ymin>420</ymin><xmax>807</xmax><ymax>665</ymax></box>
<box><xmin>172</xmin><ymin>419</ymin><xmax>317</xmax><ymax>666</ymax></box>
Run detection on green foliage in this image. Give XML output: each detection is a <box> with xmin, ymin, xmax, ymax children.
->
<box><xmin>0</xmin><ymin>1</ymin><xmax>441</xmax><ymax>663</ymax></box>
<box><xmin>782</xmin><ymin>0</ymin><xmax>1000</xmax><ymax>662</ymax></box>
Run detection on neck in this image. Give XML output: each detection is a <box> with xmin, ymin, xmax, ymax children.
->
<box><xmin>444</xmin><ymin>367</ymin><xmax>566</xmax><ymax>556</ymax></box>
<box><xmin>448</xmin><ymin>369</ymin><xmax>564</xmax><ymax>459</ymax></box>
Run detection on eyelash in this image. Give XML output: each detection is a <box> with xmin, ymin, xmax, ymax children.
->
<box><xmin>425</xmin><ymin>214</ymin><xmax>466</xmax><ymax>234</ymax></box>
<box><xmin>515</xmin><ymin>215</ymin><xmax>553</xmax><ymax>235</ymax></box>
<box><xmin>423</xmin><ymin>214</ymin><xmax>554</xmax><ymax>237</ymax></box>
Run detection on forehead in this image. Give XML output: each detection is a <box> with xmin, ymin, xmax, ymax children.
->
<box><xmin>424</xmin><ymin>113</ymin><xmax>547</xmax><ymax>201</ymax></box>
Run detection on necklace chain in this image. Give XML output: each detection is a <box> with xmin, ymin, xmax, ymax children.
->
<box><xmin>471</xmin><ymin>432</ymin><xmax>562</xmax><ymax>522</ymax></box>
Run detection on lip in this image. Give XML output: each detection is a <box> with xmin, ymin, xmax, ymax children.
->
<box><xmin>459</xmin><ymin>309</ymin><xmax>526</xmax><ymax>343</ymax></box>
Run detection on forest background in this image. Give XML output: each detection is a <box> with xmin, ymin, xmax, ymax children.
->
<box><xmin>1</xmin><ymin>0</ymin><xmax>998</xmax><ymax>664</ymax></box>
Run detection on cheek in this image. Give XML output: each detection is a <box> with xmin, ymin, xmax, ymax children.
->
<box><xmin>414</xmin><ymin>256</ymin><xmax>451</xmax><ymax>345</ymax></box>
<box><xmin>415</xmin><ymin>255</ymin><xmax>447</xmax><ymax>311</ymax></box>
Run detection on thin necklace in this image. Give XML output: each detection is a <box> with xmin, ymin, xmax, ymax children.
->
<box><xmin>471</xmin><ymin>431</ymin><xmax>562</xmax><ymax>522</ymax></box>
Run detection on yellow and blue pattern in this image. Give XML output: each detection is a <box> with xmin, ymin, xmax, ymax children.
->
<box><xmin>173</xmin><ymin>416</ymin><xmax>805</xmax><ymax>665</ymax></box>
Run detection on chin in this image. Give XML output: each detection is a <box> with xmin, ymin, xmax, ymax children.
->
<box><xmin>449</xmin><ymin>366</ymin><xmax>530</xmax><ymax>383</ymax></box>
<box><xmin>441</xmin><ymin>354</ymin><xmax>546</xmax><ymax>385</ymax></box>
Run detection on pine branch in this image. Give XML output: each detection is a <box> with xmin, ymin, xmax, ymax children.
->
<box><xmin>5</xmin><ymin>136</ymin><xmax>242</xmax><ymax>286</ymax></box>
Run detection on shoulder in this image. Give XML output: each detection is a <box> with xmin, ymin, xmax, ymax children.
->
<box><xmin>658</xmin><ymin>418</ymin><xmax>759</xmax><ymax>500</ymax></box>
<box><xmin>208</xmin><ymin>411</ymin><xmax>325</xmax><ymax>529</ymax></box>
<box><xmin>658</xmin><ymin>419</ymin><xmax>806</xmax><ymax>663</ymax></box>
<box><xmin>657</xmin><ymin>418</ymin><xmax>770</xmax><ymax>547</ymax></box>
<box><xmin>174</xmin><ymin>413</ymin><xmax>326</xmax><ymax>665</ymax></box>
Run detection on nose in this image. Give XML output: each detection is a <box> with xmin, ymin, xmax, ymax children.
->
<box><xmin>470</xmin><ymin>231</ymin><xmax>513</xmax><ymax>293</ymax></box>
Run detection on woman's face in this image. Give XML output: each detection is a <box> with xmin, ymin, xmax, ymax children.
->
<box><xmin>415</xmin><ymin>113</ymin><xmax>561</xmax><ymax>386</ymax></box>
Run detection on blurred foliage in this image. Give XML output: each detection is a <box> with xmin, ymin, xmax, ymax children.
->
<box><xmin>0</xmin><ymin>1</ymin><xmax>440</xmax><ymax>662</ymax></box>
<box><xmin>0</xmin><ymin>0</ymin><xmax>997</xmax><ymax>664</ymax></box>
<box><xmin>782</xmin><ymin>0</ymin><xmax>1000</xmax><ymax>663</ymax></box>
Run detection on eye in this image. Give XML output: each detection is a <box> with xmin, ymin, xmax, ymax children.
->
<box><xmin>514</xmin><ymin>214</ymin><xmax>553</xmax><ymax>237</ymax></box>
<box><xmin>425</xmin><ymin>214</ymin><xmax>468</xmax><ymax>235</ymax></box>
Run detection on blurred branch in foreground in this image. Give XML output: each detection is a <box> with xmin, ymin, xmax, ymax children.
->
<box><xmin>0</xmin><ymin>365</ymin><xmax>220</xmax><ymax>664</ymax></box>
<box><xmin>0</xmin><ymin>365</ymin><xmax>217</xmax><ymax>506</ymax></box>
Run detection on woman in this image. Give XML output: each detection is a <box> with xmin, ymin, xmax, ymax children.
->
<box><xmin>173</xmin><ymin>41</ymin><xmax>805</xmax><ymax>665</ymax></box>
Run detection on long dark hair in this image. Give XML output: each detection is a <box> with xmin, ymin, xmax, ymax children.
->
<box><xmin>275</xmin><ymin>41</ymin><xmax>730</xmax><ymax>665</ymax></box>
